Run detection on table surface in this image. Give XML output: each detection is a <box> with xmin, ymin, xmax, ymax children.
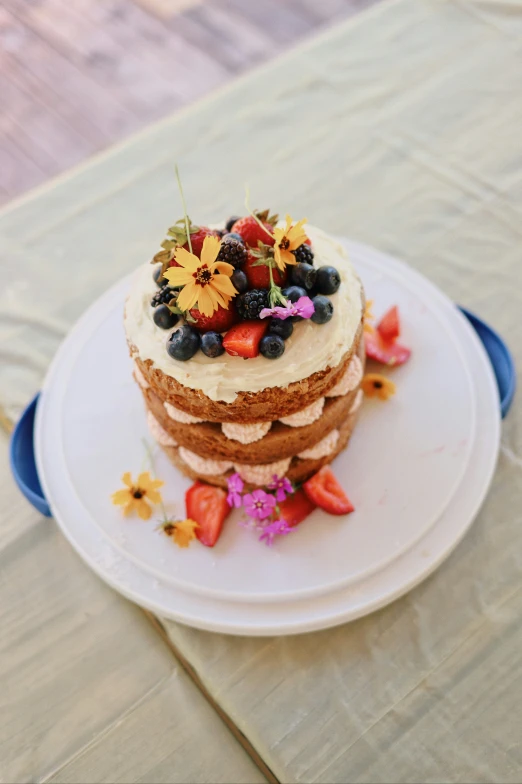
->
<box><xmin>2</xmin><ymin>0</ymin><xmax>522</xmax><ymax>781</ymax></box>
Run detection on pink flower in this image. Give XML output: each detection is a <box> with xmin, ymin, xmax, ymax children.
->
<box><xmin>243</xmin><ymin>489</ymin><xmax>276</xmax><ymax>520</ymax></box>
<box><xmin>259</xmin><ymin>518</ymin><xmax>293</xmax><ymax>546</ymax></box>
<box><xmin>226</xmin><ymin>472</ymin><xmax>244</xmax><ymax>508</ymax></box>
<box><xmin>259</xmin><ymin>296</ymin><xmax>315</xmax><ymax>321</ymax></box>
<box><xmin>268</xmin><ymin>474</ymin><xmax>293</xmax><ymax>502</ymax></box>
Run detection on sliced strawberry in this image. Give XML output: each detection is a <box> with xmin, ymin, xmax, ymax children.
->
<box><xmin>232</xmin><ymin>216</ymin><xmax>275</xmax><ymax>249</ymax></box>
<box><xmin>279</xmin><ymin>488</ymin><xmax>317</xmax><ymax>527</ymax></box>
<box><xmin>243</xmin><ymin>252</ymin><xmax>288</xmax><ymax>289</ymax></box>
<box><xmin>377</xmin><ymin>306</ymin><xmax>400</xmax><ymax>342</ymax></box>
<box><xmin>303</xmin><ymin>467</ymin><xmax>354</xmax><ymax>516</ymax></box>
<box><xmin>365</xmin><ymin>331</ymin><xmax>411</xmax><ymax>366</ymax></box>
<box><xmin>222</xmin><ymin>320</ymin><xmax>269</xmax><ymax>358</ymax></box>
<box><xmin>182</xmin><ymin>227</ymin><xmax>218</xmax><ymax>259</ymax></box>
<box><xmin>185</xmin><ymin>481</ymin><xmax>230</xmax><ymax>547</ymax></box>
<box><xmin>190</xmin><ymin>302</ymin><xmax>239</xmax><ymax>333</ymax></box>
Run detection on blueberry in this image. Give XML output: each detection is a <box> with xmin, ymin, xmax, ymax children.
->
<box><xmin>290</xmin><ymin>262</ymin><xmax>316</xmax><ymax>291</ymax></box>
<box><xmin>167</xmin><ymin>325</ymin><xmax>200</xmax><ymax>361</ymax></box>
<box><xmin>268</xmin><ymin>318</ymin><xmax>294</xmax><ymax>340</ymax></box>
<box><xmin>223</xmin><ymin>232</ymin><xmax>244</xmax><ymax>244</ymax></box>
<box><xmin>311</xmin><ymin>295</ymin><xmax>334</xmax><ymax>324</ymax></box>
<box><xmin>200</xmin><ymin>331</ymin><xmax>224</xmax><ymax>358</ymax></box>
<box><xmin>231</xmin><ymin>269</ymin><xmax>248</xmax><ymax>293</ymax></box>
<box><xmin>260</xmin><ymin>334</ymin><xmax>285</xmax><ymax>359</ymax></box>
<box><xmin>153</xmin><ymin>304</ymin><xmax>179</xmax><ymax>329</ymax></box>
<box><xmin>153</xmin><ymin>266</ymin><xmax>168</xmax><ymax>287</ymax></box>
<box><xmin>316</xmin><ymin>265</ymin><xmax>341</xmax><ymax>295</ymax></box>
<box><xmin>225</xmin><ymin>216</ymin><xmax>241</xmax><ymax>233</ymax></box>
<box><xmin>282</xmin><ymin>285</ymin><xmax>307</xmax><ymax>303</ymax></box>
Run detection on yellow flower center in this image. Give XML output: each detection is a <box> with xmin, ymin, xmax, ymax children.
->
<box><xmin>373</xmin><ymin>381</ymin><xmax>383</xmax><ymax>389</ymax></box>
<box><xmin>279</xmin><ymin>236</ymin><xmax>290</xmax><ymax>251</ymax></box>
<box><xmin>132</xmin><ymin>489</ymin><xmax>144</xmax><ymax>499</ymax></box>
<box><xmin>193</xmin><ymin>265</ymin><xmax>213</xmax><ymax>286</ymax></box>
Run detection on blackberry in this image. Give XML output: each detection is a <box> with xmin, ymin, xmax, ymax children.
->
<box><xmin>217</xmin><ymin>237</ymin><xmax>247</xmax><ymax>268</ymax></box>
<box><xmin>151</xmin><ymin>287</ymin><xmax>177</xmax><ymax>308</ymax></box>
<box><xmin>237</xmin><ymin>288</ymin><xmax>269</xmax><ymax>320</ymax></box>
<box><xmin>292</xmin><ymin>243</ymin><xmax>314</xmax><ymax>266</ymax></box>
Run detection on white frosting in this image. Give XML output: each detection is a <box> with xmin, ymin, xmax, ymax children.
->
<box><xmin>178</xmin><ymin>447</ymin><xmax>232</xmax><ymax>475</ymax></box>
<box><xmin>349</xmin><ymin>389</ymin><xmax>364</xmax><ymax>415</ymax></box>
<box><xmin>133</xmin><ymin>363</ymin><xmax>149</xmax><ymax>390</ymax></box>
<box><xmin>147</xmin><ymin>410</ymin><xmax>177</xmax><ymax>447</ymax></box>
<box><xmin>221</xmin><ymin>421</ymin><xmax>272</xmax><ymax>444</ymax></box>
<box><xmin>233</xmin><ymin>458</ymin><xmax>291</xmax><ymax>485</ymax></box>
<box><xmin>280</xmin><ymin>397</ymin><xmax>324</xmax><ymax>427</ymax></box>
<box><xmin>326</xmin><ymin>355</ymin><xmax>363</xmax><ymax>397</ymax></box>
<box><xmin>164</xmin><ymin>401</ymin><xmax>204</xmax><ymax>424</ymax></box>
<box><xmin>124</xmin><ymin>225</ymin><xmax>362</xmax><ymax>403</ymax></box>
<box><xmin>298</xmin><ymin>429</ymin><xmax>339</xmax><ymax>460</ymax></box>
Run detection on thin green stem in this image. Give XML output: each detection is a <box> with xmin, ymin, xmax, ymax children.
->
<box><xmin>175</xmin><ymin>164</ymin><xmax>193</xmax><ymax>254</ymax></box>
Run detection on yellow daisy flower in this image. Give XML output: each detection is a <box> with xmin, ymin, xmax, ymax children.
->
<box><xmin>164</xmin><ymin>235</ymin><xmax>237</xmax><ymax>317</ymax></box>
<box><xmin>363</xmin><ymin>299</ymin><xmax>375</xmax><ymax>334</ymax></box>
<box><xmin>111</xmin><ymin>471</ymin><xmax>164</xmax><ymax>520</ymax></box>
<box><xmin>361</xmin><ymin>373</ymin><xmax>396</xmax><ymax>401</ymax></box>
<box><xmin>161</xmin><ymin>519</ymin><xmax>199</xmax><ymax>548</ymax></box>
<box><xmin>273</xmin><ymin>214</ymin><xmax>308</xmax><ymax>271</ymax></box>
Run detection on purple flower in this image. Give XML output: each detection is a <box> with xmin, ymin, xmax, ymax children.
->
<box><xmin>258</xmin><ymin>518</ymin><xmax>293</xmax><ymax>547</ymax></box>
<box><xmin>243</xmin><ymin>489</ymin><xmax>276</xmax><ymax>520</ymax></box>
<box><xmin>226</xmin><ymin>472</ymin><xmax>244</xmax><ymax>508</ymax></box>
<box><xmin>259</xmin><ymin>296</ymin><xmax>315</xmax><ymax>321</ymax></box>
<box><xmin>268</xmin><ymin>474</ymin><xmax>293</xmax><ymax>502</ymax></box>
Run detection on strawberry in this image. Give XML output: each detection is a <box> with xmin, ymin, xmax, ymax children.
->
<box><xmin>279</xmin><ymin>488</ymin><xmax>317</xmax><ymax>527</ymax></box>
<box><xmin>365</xmin><ymin>331</ymin><xmax>411</xmax><ymax>366</ymax></box>
<box><xmin>190</xmin><ymin>302</ymin><xmax>239</xmax><ymax>333</ymax></box>
<box><xmin>222</xmin><ymin>320</ymin><xmax>268</xmax><ymax>358</ymax></box>
<box><xmin>182</xmin><ymin>226</ymin><xmax>218</xmax><ymax>258</ymax></box>
<box><xmin>303</xmin><ymin>467</ymin><xmax>354</xmax><ymax>516</ymax></box>
<box><xmin>377</xmin><ymin>306</ymin><xmax>400</xmax><ymax>342</ymax></box>
<box><xmin>231</xmin><ymin>216</ymin><xmax>275</xmax><ymax>248</ymax></box>
<box><xmin>185</xmin><ymin>481</ymin><xmax>230</xmax><ymax>547</ymax></box>
<box><xmin>244</xmin><ymin>252</ymin><xmax>288</xmax><ymax>289</ymax></box>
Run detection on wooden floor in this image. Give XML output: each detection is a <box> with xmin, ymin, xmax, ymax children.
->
<box><xmin>0</xmin><ymin>0</ymin><xmax>381</xmax><ymax>207</ymax></box>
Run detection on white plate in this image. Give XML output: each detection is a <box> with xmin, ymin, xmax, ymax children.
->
<box><xmin>35</xmin><ymin>241</ymin><xmax>500</xmax><ymax>635</ymax></box>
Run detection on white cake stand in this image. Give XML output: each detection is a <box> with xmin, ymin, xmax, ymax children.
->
<box><xmin>34</xmin><ymin>241</ymin><xmax>500</xmax><ymax>635</ymax></box>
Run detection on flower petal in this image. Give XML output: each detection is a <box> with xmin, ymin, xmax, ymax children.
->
<box><xmin>136</xmin><ymin>499</ymin><xmax>152</xmax><ymax>520</ymax></box>
<box><xmin>197</xmin><ymin>285</ymin><xmax>215</xmax><ymax>317</ymax></box>
<box><xmin>173</xmin><ymin>246</ymin><xmax>200</xmax><ymax>270</ymax></box>
<box><xmin>136</xmin><ymin>471</ymin><xmax>153</xmax><ymax>490</ymax></box>
<box><xmin>211</xmin><ymin>274</ymin><xmax>237</xmax><ymax>296</ymax></box>
<box><xmin>123</xmin><ymin>498</ymin><xmax>138</xmax><ymax>517</ymax></box>
<box><xmin>122</xmin><ymin>472</ymin><xmax>133</xmax><ymax>487</ymax></box>
<box><xmin>200</xmin><ymin>235</ymin><xmax>221</xmax><ymax>267</ymax></box>
<box><xmin>177</xmin><ymin>283</ymin><xmax>200</xmax><ymax>313</ymax></box>
<box><xmin>281</xmin><ymin>249</ymin><xmax>297</xmax><ymax>267</ymax></box>
<box><xmin>212</xmin><ymin>261</ymin><xmax>235</xmax><ymax>277</ymax></box>
<box><xmin>164</xmin><ymin>267</ymin><xmax>194</xmax><ymax>287</ymax></box>
<box><xmin>146</xmin><ymin>488</ymin><xmax>163</xmax><ymax>505</ymax></box>
<box><xmin>112</xmin><ymin>489</ymin><xmax>132</xmax><ymax>506</ymax></box>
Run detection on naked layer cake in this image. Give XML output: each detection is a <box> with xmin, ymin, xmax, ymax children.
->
<box><xmin>124</xmin><ymin>210</ymin><xmax>365</xmax><ymax>490</ymax></box>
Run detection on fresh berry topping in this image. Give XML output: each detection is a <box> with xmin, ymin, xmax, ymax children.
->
<box><xmin>316</xmin><ymin>265</ymin><xmax>341</xmax><ymax>295</ymax></box>
<box><xmin>185</xmin><ymin>481</ymin><xmax>230</xmax><ymax>547</ymax></box>
<box><xmin>231</xmin><ymin>269</ymin><xmax>248</xmax><ymax>293</ymax></box>
<box><xmin>223</xmin><ymin>232</ymin><xmax>244</xmax><ymax>243</ymax></box>
<box><xmin>189</xmin><ymin>302</ymin><xmax>238</xmax><ymax>334</ymax></box>
<box><xmin>225</xmin><ymin>216</ymin><xmax>241</xmax><ymax>233</ymax></box>
<box><xmin>377</xmin><ymin>305</ymin><xmax>400</xmax><ymax>342</ymax></box>
<box><xmin>200</xmin><ymin>331</ymin><xmax>225</xmax><ymax>358</ymax></box>
<box><xmin>303</xmin><ymin>467</ymin><xmax>354</xmax><ymax>516</ymax></box>
<box><xmin>292</xmin><ymin>243</ymin><xmax>314</xmax><ymax>266</ymax></box>
<box><xmin>231</xmin><ymin>216</ymin><xmax>275</xmax><ymax>248</ymax></box>
<box><xmin>244</xmin><ymin>252</ymin><xmax>287</xmax><ymax>289</ymax></box>
<box><xmin>268</xmin><ymin>318</ymin><xmax>293</xmax><ymax>340</ymax></box>
<box><xmin>259</xmin><ymin>333</ymin><xmax>285</xmax><ymax>359</ymax></box>
<box><xmin>279</xmin><ymin>488</ymin><xmax>316</xmax><ymax>527</ymax></box>
<box><xmin>167</xmin><ymin>325</ymin><xmax>200</xmax><ymax>361</ymax></box>
<box><xmin>237</xmin><ymin>288</ymin><xmax>269</xmax><ymax>320</ymax></box>
<box><xmin>222</xmin><ymin>320</ymin><xmax>269</xmax><ymax>358</ymax></box>
<box><xmin>151</xmin><ymin>287</ymin><xmax>177</xmax><ymax>308</ymax></box>
<box><xmin>182</xmin><ymin>226</ymin><xmax>217</xmax><ymax>258</ymax></box>
<box><xmin>282</xmin><ymin>285</ymin><xmax>307</xmax><ymax>303</ymax></box>
<box><xmin>365</xmin><ymin>332</ymin><xmax>411</xmax><ymax>366</ymax></box>
<box><xmin>290</xmin><ymin>262</ymin><xmax>317</xmax><ymax>291</ymax></box>
<box><xmin>311</xmin><ymin>295</ymin><xmax>334</xmax><ymax>324</ymax></box>
<box><xmin>153</xmin><ymin>304</ymin><xmax>179</xmax><ymax>329</ymax></box>
<box><xmin>153</xmin><ymin>266</ymin><xmax>169</xmax><ymax>287</ymax></box>
<box><xmin>217</xmin><ymin>236</ymin><xmax>247</xmax><ymax>268</ymax></box>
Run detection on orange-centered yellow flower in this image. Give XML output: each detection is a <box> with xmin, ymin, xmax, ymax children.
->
<box><xmin>361</xmin><ymin>373</ymin><xmax>396</xmax><ymax>401</ymax></box>
<box><xmin>111</xmin><ymin>471</ymin><xmax>164</xmax><ymax>520</ymax></box>
<box><xmin>363</xmin><ymin>299</ymin><xmax>375</xmax><ymax>334</ymax></box>
<box><xmin>164</xmin><ymin>235</ymin><xmax>237</xmax><ymax>317</ymax></box>
<box><xmin>272</xmin><ymin>214</ymin><xmax>308</xmax><ymax>271</ymax></box>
